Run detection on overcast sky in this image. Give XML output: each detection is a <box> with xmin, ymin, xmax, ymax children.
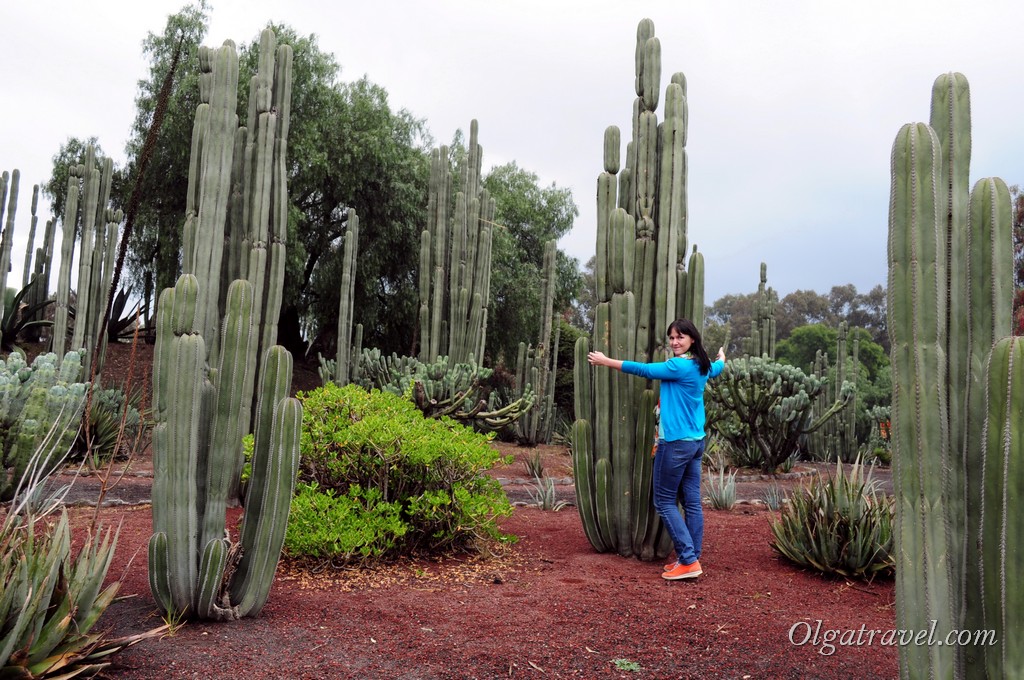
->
<box><xmin>2</xmin><ymin>0</ymin><xmax>1021</xmax><ymax>304</ymax></box>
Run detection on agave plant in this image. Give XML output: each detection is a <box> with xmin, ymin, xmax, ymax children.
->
<box><xmin>1</xmin><ymin>435</ymin><xmax>166</xmax><ymax>678</ymax></box>
<box><xmin>769</xmin><ymin>460</ymin><xmax>894</xmax><ymax>579</ymax></box>
<box><xmin>1</xmin><ymin>278</ymin><xmax>54</xmax><ymax>354</ymax></box>
<box><xmin>704</xmin><ymin>468</ymin><xmax>737</xmax><ymax>510</ymax></box>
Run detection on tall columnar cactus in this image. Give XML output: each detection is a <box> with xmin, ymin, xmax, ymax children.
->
<box><xmin>808</xmin><ymin>322</ymin><xmax>859</xmax><ymax>462</ymax></box>
<box><xmin>147</xmin><ymin>31</ymin><xmax>298</xmax><ymax>621</ymax></box>
<box><xmin>182</xmin><ymin>41</ymin><xmax>240</xmax><ymax>359</ymax></box>
<box><xmin>0</xmin><ymin>169</ymin><xmax>20</xmax><ymax>326</ymax></box>
<box><xmin>178</xmin><ymin>32</ymin><xmax>292</xmax><ymax>496</ymax></box>
<box><xmin>334</xmin><ymin>209</ymin><xmax>360</xmax><ymax>386</ymax></box>
<box><xmin>418</xmin><ymin>122</ymin><xmax>495</xmax><ymax>365</ymax></box>
<box><xmin>148</xmin><ymin>275</ymin><xmax>301</xmax><ymax>620</ymax></box>
<box><xmin>888</xmin><ymin>119</ymin><xmax>956</xmax><ymax>679</ymax></box>
<box><xmin>46</xmin><ymin>146</ymin><xmax>120</xmax><ymax>382</ymax></box>
<box><xmin>515</xmin><ymin>239</ymin><xmax>559</xmax><ymax>445</ymax></box>
<box><xmin>748</xmin><ymin>262</ymin><xmax>776</xmax><ymax>359</ymax></box>
<box><xmin>52</xmin><ymin>166</ymin><xmax>81</xmax><ymax>359</ymax></box>
<box><xmin>573</xmin><ymin>19</ymin><xmax>704</xmax><ymax>560</ymax></box>
<box><xmin>887</xmin><ymin>73</ymin><xmax>1014</xmax><ymax>679</ymax></box>
<box><xmin>20</xmin><ymin>185</ymin><xmax>39</xmax><ymax>290</ymax></box>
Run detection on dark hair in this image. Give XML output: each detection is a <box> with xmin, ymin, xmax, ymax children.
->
<box><xmin>667</xmin><ymin>318</ymin><xmax>712</xmax><ymax>375</ymax></box>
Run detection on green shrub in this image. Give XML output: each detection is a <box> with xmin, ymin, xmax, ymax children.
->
<box><xmin>769</xmin><ymin>460</ymin><xmax>894</xmax><ymax>580</ymax></box>
<box><xmin>286</xmin><ymin>383</ymin><xmax>514</xmax><ymax>564</ymax></box>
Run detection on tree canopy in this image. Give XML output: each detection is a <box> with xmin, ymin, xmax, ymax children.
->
<box><xmin>482</xmin><ymin>161</ymin><xmax>580</xmax><ymax>363</ymax></box>
<box><xmin>47</xmin><ymin>6</ymin><xmax>588</xmax><ymax>367</ymax></box>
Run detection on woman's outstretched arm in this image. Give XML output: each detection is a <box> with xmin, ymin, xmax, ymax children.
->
<box><xmin>587</xmin><ymin>351</ymin><xmax>623</xmax><ymax>371</ymax></box>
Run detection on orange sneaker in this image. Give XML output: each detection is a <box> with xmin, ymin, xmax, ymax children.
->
<box><xmin>664</xmin><ymin>561</ymin><xmax>678</xmax><ymax>571</ymax></box>
<box><xmin>662</xmin><ymin>560</ymin><xmax>702</xmax><ymax>580</ymax></box>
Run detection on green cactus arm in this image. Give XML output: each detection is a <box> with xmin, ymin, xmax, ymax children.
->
<box><xmin>630</xmin><ymin>389</ymin><xmax>657</xmax><ymax>553</ymax></box>
<box><xmin>201</xmin><ymin>280</ymin><xmax>256</xmax><ymax>551</ymax></box>
<box><xmin>196</xmin><ymin>538</ymin><xmax>233</xmax><ymax>621</ymax></box>
<box><xmin>571</xmin><ymin>419</ymin><xmax>607</xmax><ymax>552</ymax></box>
<box><xmin>980</xmin><ymin>336</ymin><xmax>1024</xmax><ymax>679</ymax></box>
<box><xmin>230</xmin><ymin>395</ymin><xmax>301</xmax><ymax>617</ymax></box>
<box><xmin>147</xmin><ymin>533</ymin><xmax>174</xmax><ymax>616</ymax></box>
<box><xmin>887</xmin><ymin>121</ymin><xmax>956</xmax><ymax>677</ymax></box>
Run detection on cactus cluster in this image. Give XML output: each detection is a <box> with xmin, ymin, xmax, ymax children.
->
<box><xmin>887</xmin><ymin>73</ymin><xmax>1016</xmax><ymax>678</ymax></box>
<box><xmin>748</xmin><ymin>262</ymin><xmax>776</xmax><ymax>359</ymax></box>
<box><xmin>514</xmin><ymin>239</ymin><xmax>559</xmax><ymax>444</ymax></box>
<box><xmin>47</xmin><ymin>146</ymin><xmax>122</xmax><ymax>384</ymax></box>
<box><xmin>572</xmin><ymin>19</ymin><xmax>705</xmax><ymax>559</ymax></box>
<box><xmin>149</xmin><ymin>276</ymin><xmax>300</xmax><ymax>620</ymax></box>
<box><xmin>356</xmin><ymin>348</ymin><xmax>534</xmax><ymax>431</ymax></box>
<box><xmin>147</xmin><ymin>31</ymin><xmax>300</xmax><ymax>621</ymax></box>
<box><xmin>418</xmin><ymin>121</ymin><xmax>495</xmax><ymax>365</ymax></box>
<box><xmin>705</xmin><ymin>355</ymin><xmax>852</xmax><ymax>472</ymax></box>
<box><xmin>807</xmin><ymin>321</ymin><xmax>859</xmax><ymax>462</ymax></box>
<box><xmin>0</xmin><ymin>351</ymin><xmax>87</xmax><ymax>500</ymax></box>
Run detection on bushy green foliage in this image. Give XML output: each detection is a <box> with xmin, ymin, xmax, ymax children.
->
<box><xmin>286</xmin><ymin>383</ymin><xmax>514</xmax><ymax>564</ymax></box>
<box><xmin>769</xmin><ymin>461</ymin><xmax>894</xmax><ymax>579</ymax></box>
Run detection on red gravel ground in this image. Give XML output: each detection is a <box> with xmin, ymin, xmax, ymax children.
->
<box><xmin>50</xmin><ymin>343</ymin><xmax>898</xmax><ymax>678</ymax></box>
<box><xmin>71</xmin><ymin>501</ymin><xmax>897</xmax><ymax>679</ymax></box>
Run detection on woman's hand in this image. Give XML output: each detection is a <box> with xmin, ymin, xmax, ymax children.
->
<box><xmin>716</xmin><ymin>347</ymin><xmax>726</xmax><ymax>362</ymax></box>
<box><xmin>588</xmin><ymin>351</ymin><xmax>609</xmax><ymax>366</ymax></box>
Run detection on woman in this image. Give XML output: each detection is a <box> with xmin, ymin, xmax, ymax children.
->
<box><xmin>588</xmin><ymin>318</ymin><xmax>725</xmax><ymax>580</ymax></box>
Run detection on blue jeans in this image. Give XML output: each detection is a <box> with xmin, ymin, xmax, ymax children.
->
<box><xmin>653</xmin><ymin>438</ymin><xmax>705</xmax><ymax>565</ymax></box>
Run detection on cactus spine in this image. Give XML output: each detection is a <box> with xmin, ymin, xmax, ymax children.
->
<box><xmin>887</xmin><ymin>73</ymin><xmax>1014</xmax><ymax>678</ymax></box>
<box><xmin>573</xmin><ymin>19</ymin><xmax>703</xmax><ymax>560</ymax></box>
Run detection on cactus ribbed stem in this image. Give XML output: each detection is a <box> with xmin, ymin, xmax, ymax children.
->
<box><xmin>418</xmin><ymin>123</ymin><xmax>494</xmax><ymax>365</ymax></box>
<box><xmin>573</xmin><ymin>19</ymin><xmax>703</xmax><ymax>559</ymax></box>
<box><xmin>888</xmin><ymin>120</ymin><xmax>955</xmax><ymax>678</ymax></box>
<box><xmin>148</xmin><ymin>32</ymin><xmax>298</xmax><ymax>622</ymax></box>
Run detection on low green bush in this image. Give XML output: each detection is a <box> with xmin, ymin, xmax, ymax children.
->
<box><xmin>769</xmin><ymin>460</ymin><xmax>894</xmax><ymax>580</ymax></box>
<box><xmin>285</xmin><ymin>383</ymin><xmax>514</xmax><ymax>564</ymax></box>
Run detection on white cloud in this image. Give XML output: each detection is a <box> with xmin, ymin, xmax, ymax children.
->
<box><xmin>2</xmin><ymin>0</ymin><xmax>1021</xmax><ymax>304</ymax></box>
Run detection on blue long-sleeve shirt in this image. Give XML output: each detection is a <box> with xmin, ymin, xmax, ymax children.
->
<box><xmin>621</xmin><ymin>357</ymin><xmax>724</xmax><ymax>441</ymax></box>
